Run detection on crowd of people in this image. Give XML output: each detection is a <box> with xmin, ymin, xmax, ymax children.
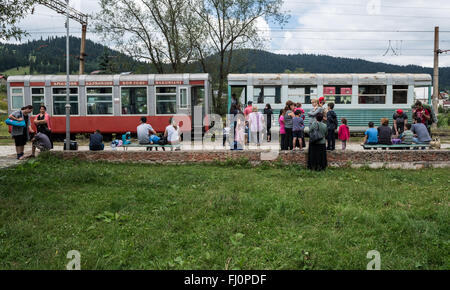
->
<box><xmin>8</xmin><ymin>99</ymin><xmax>435</xmax><ymax>164</ymax></box>
<box><xmin>7</xmin><ymin>105</ymin><xmax>182</xmax><ymax>159</ymax></box>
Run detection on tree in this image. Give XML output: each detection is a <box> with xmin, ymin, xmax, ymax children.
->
<box><xmin>0</xmin><ymin>0</ymin><xmax>36</xmax><ymax>41</ymax></box>
<box><xmin>188</xmin><ymin>0</ymin><xmax>287</xmax><ymax>114</ymax></box>
<box><xmin>94</xmin><ymin>0</ymin><xmax>203</xmax><ymax>74</ymax></box>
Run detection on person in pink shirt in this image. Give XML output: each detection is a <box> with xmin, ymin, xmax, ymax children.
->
<box><xmin>243</xmin><ymin>101</ymin><xmax>253</xmax><ymax>120</ymax></box>
<box><xmin>279</xmin><ymin>109</ymin><xmax>286</xmax><ymax>150</ymax></box>
<box><xmin>338</xmin><ymin>118</ymin><xmax>350</xmax><ymax>150</ymax></box>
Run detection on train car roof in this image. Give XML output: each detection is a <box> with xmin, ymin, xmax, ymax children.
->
<box><xmin>227</xmin><ymin>73</ymin><xmax>432</xmax><ymax>86</ymax></box>
<box><xmin>7</xmin><ymin>73</ymin><xmax>211</xmax><ymax>83</ymax></box>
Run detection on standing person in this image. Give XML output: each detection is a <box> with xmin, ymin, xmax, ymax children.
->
<box><xmin>8</xmin><ymin>105</ymin><xmax>34</xmax><ymax>160</ymax></box>
<box><xmin>33</xmin><ymin>105</ymin><xmax>53</xmax><ymax>149</ymax></box>
<box><xmin>89</xmin><ymin>130</ymin><xmax>104</xmax><ymax>151</ymax></box>
<box><xmin>279</xmin><ymin>109</ymin><xmax>286</xmax><ymax>150</ymax></box>
<box><xmin>393</xmin><ymin>109</ymin><xmax>408</xmax><ymax>136</ymax></box>
<box><xmin>137</xmin><ymin>117</ymin><xmax>157</xmax><ymax>144</ymax></box>
<box><xmin>338</xmin><ymin>118</ymin><xmax>350</xmax><ymax>150</ymax></box>
<box><xmin>263</xmin><ymin>104</ymin><xmax>273</xmax><ymax>142</ymax></box>
<box><xmin>231</xmin><ymin>93</ymin><xmax>238</xmax><ymax>106</ymax></box>
<box><xmin>294</xmin><ymin>103</ymin><xmax>305</xmax><ymax>148</ymax></box>
<box><xmin>308</xmin><ymin>98</ymin><xmax>324</xmax><ymax>120</ymax></box>
<box><xmin>378</xmin><ymin>118</ymin><xmax>393</xmax><ymax>145</ymax></box>
<box><xmin>412</xmin><ymin>101</ymin><xmax>431</xmax><ymax>135</ymax></box>
<box><xmin>31</xmin><ymin>132</ymin><xmax>52</xmax><ymax>157</ymax></box>
<box><xmin>292</xmin><ymin>110</ymin><xmax>305</xmax><ymax>150</ymax></box>
<box><xmin>284</xmin><ymin>101</ymin><xmax>295</xmax><ymax>150</ymax></box>
<box><xmin>244</xmin><ymin>101</ymin><xmax>253</xmax><ymax>120</ymax></box>
<box><xmin>307</xmin><ymin>113</ymin><xmax>328</xmax><ymax>171</ymax></box>
<box><xmin>248</xmin><ymin>106</ymin><xmax>264</xmax><ymax>146</ymax></box>
<box><xmin>319</xmin><ymin>96</ymin><xmax>327</xmax><ymax>122</ymax></box>
<box><xmin>326</xmin><ymin>102</ymin><xmax>338</xmax><ymax>151</ymax></box>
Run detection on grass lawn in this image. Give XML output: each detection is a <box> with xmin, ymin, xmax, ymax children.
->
<box><xmin>0</xmin><ymin>154</ymin><xmax>448</xmax><ymax>270</ymax></box>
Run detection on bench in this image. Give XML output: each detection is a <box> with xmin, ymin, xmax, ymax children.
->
<box><xmin>122</xmin><ymin>143</ymin><xmax>181</xmax><ymax>151</ymax></box>
<box><xmin>361</xmin><ymin>144</ymin><xmax>430</xmax><ymax>150</ymax></box>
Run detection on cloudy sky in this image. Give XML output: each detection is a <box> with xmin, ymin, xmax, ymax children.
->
<box><xmin>15</xmin><ymin>0</ymin><xmax>450</xmax><ymax>67</ymax></box>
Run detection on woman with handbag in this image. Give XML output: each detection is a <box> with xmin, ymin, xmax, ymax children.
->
<box><xmin>8</xmin><ymin>105</ymin><xmax>34</xmax><ymax>160</ymax></box>
<box><xmin>34</xmin><ymin>105</ymin><xmax>53</xmax><ymax>149</ymax></box>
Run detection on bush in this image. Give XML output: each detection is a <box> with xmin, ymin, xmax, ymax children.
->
<box><xmin>437</xmin><ymin>113</ymin><xmax>450</xmax><ymax>128</ymax></box>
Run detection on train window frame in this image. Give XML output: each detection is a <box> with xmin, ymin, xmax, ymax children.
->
<box><xmin>179</xmin><ymin>87</ymin><xmax>189</xmax><ymax>109</ymax></box>
<box><xmin>155</xmin><ymin>86</ymin><xmax>177</xmax><ymax>115</ymax></box>
<box><xmin>323</xmin><ymin>86</ymin><xmax>352</xmax><ymax>105</ymax></box>
<box><xmin>254</xmin><ymin>86</ymin><xmax>281</xmax><ymax>104</ymax></box>
<box><xmin>287</xmin><ymin>85</ymin><xmax>317</xmax><ymax>104</ymax></box>
<box><xmin>10</xmin><ymin>87</ymin><xmax>24</xmax><ymax>110</ymax></box>
<box><xmin>393</xmin><ymin>85</ymin><xmax>408</xmax><ymax>104</ymax></box>
<box><xmin>31</xmin><ymin>87</ymin><xmax>45</xmax><ymax>115</ymax></box>
<box><xmin>52</xmin><ymin>87</ymin><xmax>79</xmax><ymax>116</ymax></box>
<box><xmin>358</xmin><ymin>85</ymin><xmax>387</xmax><ymax>104</ymax></box>
<box><xmin>120</xmin><ymin>86</ymin><xmax>148</xmax><ymax>115</ymax></box>
<box><xmin>86</xmin><ymin>86</ymin><xmax>114</xmax><ymax>116</ymax></box>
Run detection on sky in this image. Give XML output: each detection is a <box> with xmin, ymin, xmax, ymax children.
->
<box><xmin>14</xmin><ymin>0</ymin><xmax>450</xmax><ymax>68</ymax></box>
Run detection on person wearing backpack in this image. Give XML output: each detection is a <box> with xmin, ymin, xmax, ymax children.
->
<box><xmin>307</xmin><ymin>113</ymin><xmax>328</xmax><ymax>171</ymax></box>
<box><xmin>8</xmin><ymin>105</ymin><xmax>34</xmax><ymax>160</ymax></box>
<box><xmin>412</xmin><ymin>101</ymin><xmax>433</xmax><ymax>136</ymax></box>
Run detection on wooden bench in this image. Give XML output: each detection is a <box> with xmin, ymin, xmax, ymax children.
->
<box><xmin>361</xmin><ymin>144</ymin><xmax>430</xmax><ymax>150</ymax></box>
<box><xmin>122</xmin><ymin>143</ymin><xmax>181</xmax><ymax>151</ymax></box>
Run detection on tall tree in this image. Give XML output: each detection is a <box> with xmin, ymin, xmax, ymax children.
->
<box><xmin>188</xmin><ymin>0</ymin><xmax>287</xmax><ymax>114</ymax></box>
<box><xmin>94</xmin><ymin>0</ymin><xmax>203</xmax><ymax>74</ymax></box>
<box><xmin>0</xmin><ymin>0</ymin><xmax>36</xmax><ymax>41</ymax></box>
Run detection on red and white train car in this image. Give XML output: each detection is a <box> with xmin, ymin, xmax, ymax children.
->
<box><xmin>7</xmin><ymin>74</ymin><xmax>212</xmax><ymax>134</ymax></box>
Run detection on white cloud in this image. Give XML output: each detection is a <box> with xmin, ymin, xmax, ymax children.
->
<box><xmin>10</xmin><ymin>0</ymin><xmax>450</xmax><ymax>68</ymax></box>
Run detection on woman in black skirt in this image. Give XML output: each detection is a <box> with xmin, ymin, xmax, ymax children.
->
<box><xmin>307</xmin><ymin>113</ymin><xmax>328</xmax><ymax>171</ymax></box>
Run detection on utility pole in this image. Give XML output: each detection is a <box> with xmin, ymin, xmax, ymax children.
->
<box><xmin>432</xmin><ymin>26</ymin><xmax>439</xmax><ymax>129</ymax></box>
<box><xmin>65</xmin><ymin>0</ymin><xmax>70</xmax><ymax>150</ymax></box>
<box><xmin>38</xmin><ymin>0</ymin><xmax>88</xmax><ymax>74</ymax></box>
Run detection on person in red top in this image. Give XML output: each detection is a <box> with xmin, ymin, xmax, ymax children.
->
<box><xmin>244</xmin><ymin>101</ymin><xmax>253</xmax><ymax>120</ymax></box>
<box><xmin>412</xmin><ymin>100</ymin><xmax>431</xmax><ymax>134</ymax></box>
<box><xmin>338</xmin><ymin>118</ymin><xmax>350</xmax><ymax>150</ymax></box>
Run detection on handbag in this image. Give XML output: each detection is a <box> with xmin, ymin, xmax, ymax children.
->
<box><xmin>429</xmin><ymin>138</ymin><xmax>441</xmax><ymax>149</ymax></box>
<box><xmin>5</xmin><ymin>118</ymin><xmax>26</xmax><ymax>127</ymax></box>
<box><xmin>309</xmin><ymin>122</ymin><xmax>324</xmax><ymax>144</ymax></box>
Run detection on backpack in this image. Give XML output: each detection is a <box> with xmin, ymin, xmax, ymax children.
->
<box><xmin>309</xmin><ymin>122</ymin><xmax>325</xmax><ymax>144</ymax></box>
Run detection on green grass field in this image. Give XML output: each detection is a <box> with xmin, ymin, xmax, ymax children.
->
<box><xmin>0</xmin><ymin>154</ymin><xmax>448</xmax><ymax>270</ymax></box>
<box><xmin>1</xmin><ymin>66</ymin><xmax>30</xmax><ymax>76</ymax></box>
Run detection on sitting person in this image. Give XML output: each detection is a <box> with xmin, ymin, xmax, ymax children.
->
<box><xmin>401</xmin><ymin>123</ymin><xmax>414</xmax><ymax>144</ymax></box>
<box><xmin>31</xmin><ymin>132</ymin><xmax>52</xmax><ymax>157</ymax></box>
<box><xmin>377</xmin><ymin>118</ymin><xmax>392</xmax><ymax>145</ymax></box>
<box><xmin>363</xmin><ymin>121</ymin><xmax>378</xmax><ymax>145</ymax></box>
<box><xmin>411</xmin><ymin>118</ymin><xmax>431</xmax><ymax>144</ymax></box>
<box><xmin>164</xmin><ymin>118</ymin><xmax>180</xmax><ymax>149</ymax></box>
<box><xmin>137</xmin><ymin>116</ymin><xmax>157</xmax><ymax>144</ymax></box>
<box><xmin>89</xmin><ymin>130</ymin><xmax>104</xmax><ymax>151</ymax></box>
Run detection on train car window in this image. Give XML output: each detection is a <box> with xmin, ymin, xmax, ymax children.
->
<box><xmin>121</xmin><ymin>87</ymin><xmax>147</xmax><ymax>114</ymax></box>
<box><xmin>11</xmin><ymin>88</ymin><xmax>24</xmax><ymax>110</ymax></box>
<box><xmin>288</xmin><ymin>86</ymin><xmax>317</xmax><ymax>104</ymax></box>
<box><xmin>254</xmin><ymin>86</ymin><xmax>281</xmax><ymax>104</ymax></box>
<box><xmin>156</xmin><ymin>87</ymin><xmax>177</xmax><ymax>114</ymax></box>
<box><xmin>53</xmin><ymin>87</ymin><xmax>79</xmax><ymax>115</ymax></box>
<box><xmin>323</xmin><ymin>86</ymin><xmax>352</xmax><ymax>104</ymax></box>
<box><xmin>358</xmin><ymin>85</ymin><xmax>386</xmax><ymax>104</ymax></box>
<box><xmin>179</xmin><ymin>88</ymin><xmax>188</xmax><ymax>109</ymax></box>
<box><xmin>31</xmin><ymin>88</ymin><xmax>45</xmax><ymax>114</ymax></box>
<box><xmin>393</xmin><ymin>85</ymin><xmax>408</xmax><ymax>104</ymax></box>
<box><xmin>87</xmin><ymin>87</ymin><xmax>113</xmax><ymax>115</ymax></box>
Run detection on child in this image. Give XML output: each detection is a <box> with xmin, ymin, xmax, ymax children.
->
<box><xmin>292</xmin><ymin>110</ymin><xmax>304</xmax><ymax>150</ymax></box>
<box><xmin>363</xmin><ymin>122</ymin><xmax>378</xmax><ymax>145</ymax></box>
<box><xmin>326</xmin><ymin>102</ymin><xmax>337</xmax><ymax>151</ymax></box>
<box><xmin>279</xmin><ymin>109</ymin><xmax>286</xmax><ymax>150</ymax></box>
<box><xmin>401</xmin><ymin>123</ymin><xmax>413</xmax><ymax>144</ymax></box>
<box><xmin>338</xmin><ymin>118</ymin><xmax>350</xmax><ymax>150</ymax></box>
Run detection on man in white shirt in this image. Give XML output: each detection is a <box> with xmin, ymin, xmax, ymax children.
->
<box><xmin>164</xmin><ymin>118</ymin><xmax>180</xmax><ymax>149</ymax></box>
<box><xmin>137</xmin><ymin>117</ymin><xmax>157</xmax><ymax>144</ymax></box>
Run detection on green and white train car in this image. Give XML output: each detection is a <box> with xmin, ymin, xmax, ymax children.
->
<box><xmin>227</xmin><ymin>73</ymin><xmax>432</xmax><ymax>131</ymax></box>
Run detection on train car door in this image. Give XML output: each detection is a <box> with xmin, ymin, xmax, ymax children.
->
<box><xmin>191</xmin><ymin>85</ymin><xmax>205</xmax><ymax>141</ymax></box>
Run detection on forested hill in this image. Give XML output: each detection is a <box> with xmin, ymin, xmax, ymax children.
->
<box><xmin>1</xmin><ymin>37</ymin><xmax>449</xmax><ymax>88</ymax></box>
<box><xmin>0</xmin><ymin>36</ymin><xmax>139</xmax><ymax>74</ymax></box>
<box><xmin>226</xmin><ymin>49</ymin><xmax>450</xmax><ymax>88</ymax></box>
